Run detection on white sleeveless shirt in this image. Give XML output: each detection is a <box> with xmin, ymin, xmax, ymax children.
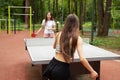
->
<box><xmin>42</xmin><ymin>19</ymin><xmax>56</xmax><ymax>34</ymax></box>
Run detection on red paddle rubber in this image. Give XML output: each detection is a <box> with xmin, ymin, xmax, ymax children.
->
<box><xmin>31</xmin><ymin>33</ymin><xmax>36</xmax><ymax>37</ymax></box>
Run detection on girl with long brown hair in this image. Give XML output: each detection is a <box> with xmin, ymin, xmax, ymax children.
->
<box><xmin>43</xmin><ymin>14</ymin><xmax>98</xmax><ymax>80</ymax></box>
<box><xmin>35</xmin><ymin>12</ymin><xmax>56</xmax><ymax>38</ymax></box>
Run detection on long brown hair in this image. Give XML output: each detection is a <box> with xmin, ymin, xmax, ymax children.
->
<box><xmin>45</xmin><ymin>12</ymin><xmax>53</xmax><ymax>23</ymax></box>
<box><xmin>60</xmin><ymin>14</ymin><xmax>79</xmax><ymax>61</ymax></box>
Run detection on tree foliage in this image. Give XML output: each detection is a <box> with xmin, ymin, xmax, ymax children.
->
<box><xmin>0</xmin><ymin>0</ymin><xmax>120</xmax><ymax>36</ymax></box>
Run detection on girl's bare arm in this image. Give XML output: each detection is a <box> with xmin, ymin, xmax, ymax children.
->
<box><xmin>77</xmin><ymin>36</ymin><xmax>98</xmax><ymax>79</ymax></box>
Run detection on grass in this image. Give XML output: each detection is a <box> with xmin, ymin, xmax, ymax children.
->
<box><xmin>91</xmin><ymin>36</ymin><xmax>120</xmax><ymax>50</ymax></box>
<box><xmin>82</xmin><ymin>21</ymin><xmax>120</xmax><ymax>50</ymax></box>
<box><xmin>83</xmin><ymin>22</ymin><xmax>92</xmax><ymax>28</ymax></box>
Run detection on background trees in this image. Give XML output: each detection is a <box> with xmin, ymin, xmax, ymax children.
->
<box><xmin>0</xmin><ymin>0</ymin><xmax>120</xmax><ymax>37</ymax></box>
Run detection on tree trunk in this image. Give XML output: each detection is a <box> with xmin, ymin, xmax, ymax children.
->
<box><xmin>94</xmin><ymin>0</ymin><xmax>97</xmax><ymax>31</ymax></box>
<box><xmin>68</xmin><ymin>0</ymin><xmax>70</xmax><ymax>14</ymax></box>
<box><xmin>74</xmin><ymin>0</ymin><xmax>77</xmax><ymax>15</ymax></box>
<box><xmin>97</xmin><ymin>0</ymin><xmax>112</xmax><ymax>36</ymax></box>
<box><xmin>103</xmin><ymin>0</ymin><xmax>112</xmax><ymax>36</ymax></box>
<box><xmin>97</xmin><ymin>0</ymin><xmax>104</xmax><ymax>36</ymax></box>
<box><xmin>53</xmin><ymin>0</ymin><xmax>55</xmax><ymax>17</ymax></box>
<box><xmin>40</xmin><ymin>0</ymin><xmax>44</xmax><ymax>22</ymax></box>
<box><xmin>55</xmin><ymin>0</ymin><xmax>58</xmax><ymax>21</ymax></box>
<box><xmin>83</xmin><ymin>0</ymin><xmax>87</xmax><ymax>23</ymax></box>
<box><xmin>25</xmin><ymin>0</ymin><xmax>30</xmax><ymax>28</ymax></box>
<box><xmin>70</xmin><ymin>0</ymin><xmax>75</xmax><ymax>13</ymax></box>
<box><xmin>48</xmin><ymin>0</ymin><xmax>50</xmax><ymax>11</ymax></box>
<box><xmin>31</xmin><ymin>0</ymin><xmax>37</xmax><ymax>23</ymax></box>
<box><xmin>79</xmin><ymin>0</ymin><xmax>83</xmax><ymax>34</ymax></box>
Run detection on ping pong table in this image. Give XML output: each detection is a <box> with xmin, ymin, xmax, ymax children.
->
<box><xmin>24</xmin><ymin>38</ymin><xmax>120</xmax><ymax>80</ymax></box>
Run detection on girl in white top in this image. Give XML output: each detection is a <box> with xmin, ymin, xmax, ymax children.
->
<box><xmin>36</xmin><ymin>12</ymin><xmax>56</xmax><ymax>38</ymax></box>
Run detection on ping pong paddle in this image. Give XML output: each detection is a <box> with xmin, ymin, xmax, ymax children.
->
<box><xmin>31</xmin><ymin>33</ymin><xmax>36</xmax><ymax>37</ymax></box>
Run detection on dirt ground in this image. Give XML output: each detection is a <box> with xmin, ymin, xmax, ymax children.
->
<box><xmin>0</xmin><ymin>30</ymin><xmax>120</xmax><ymax>80</ymax></box>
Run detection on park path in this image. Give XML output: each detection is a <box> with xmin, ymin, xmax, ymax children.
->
<box><xmin>0</xmin><ymin>30</ymin><xmax>120</xmax><ymax>80</ymax></box>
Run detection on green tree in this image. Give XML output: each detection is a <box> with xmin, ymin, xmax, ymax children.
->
<box><xmin>97</xmin><ymin>0</ymin><xmax>112</xmax><ymax>36</ymax></box>
<box><xmin>111</xmin><ymin>0</ymin><xmax>120</xmax><ymax>29</ymax></box>
<box><xmin>25</xmin><ymin>0</ymin><xmax>30</xmax><ymax>28</ymax></box>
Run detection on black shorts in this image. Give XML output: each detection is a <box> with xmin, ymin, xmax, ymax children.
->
<box><xmin>43</xmin><ymin>57</ymin><xmax>70</xmax><ymax>80</ymax></box>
